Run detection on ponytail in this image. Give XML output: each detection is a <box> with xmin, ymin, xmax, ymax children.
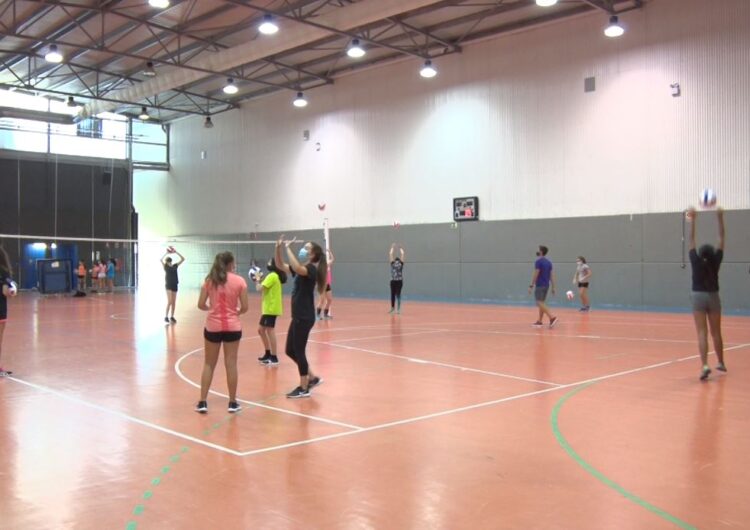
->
<box><xmin>308</xmin><ymin>242</ymin><xmax>328</xmax><ymax>294</ymax></box>
<box><xmin>0</xmin><ymin>246</ymin><xmax>11</xmax><ymax>276</ymax></box>
<box><xmin>207</xmin><ymin>251</ymin><xmax>234</xmax><ymax>287</ymax></box>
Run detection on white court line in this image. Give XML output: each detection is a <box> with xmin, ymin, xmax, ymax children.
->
<box><xmin>308</xmin><ymin>339</ymin><xmax>562</xmax><ymax>386</ymax></box>
<box><xmin>236</xmin><ymin>342</ymin><xmax>750</xmax><ymax>457</ymax></box>
<box><xmin>6</xmin><ymin>376</ymin><xmax>244</xmax><ymax>457</ymax></box>
<box><xmin>330</xmin><ymin>329</ymin><xmax>448</xmax><ymax>343</ymax></box>
<box><xmin>174</xmin><ymin>347</ymin><xmax>364</xmax><ymax>431</ymax></box>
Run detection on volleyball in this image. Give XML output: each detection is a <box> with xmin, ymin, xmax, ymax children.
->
<box><xmin>8</xmin><ymin>280</ymin><xmax>17</xmax><ymax>296</ymax></box>
<box><xmin>699</xmin><ymin>188</ymin><xmax>716</xmax><ymax>208</ymax></box>
<box><xmin>166</xmin><ymin>245</ymin><xmax>175</xmax><ymax>253</ymax></box>
<box><xmin>248</xmin><ymin>266</ymin><xmax>262</xmax><ymax>282</ymax></box>
<box><xmin>566</xmin><ymin>290</ymin><xmax>574</xmax><ymax>301</ymax></box>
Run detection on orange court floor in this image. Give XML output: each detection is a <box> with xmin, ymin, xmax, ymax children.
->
<box><xmin>0</xmin><ymin>291</ymin><xmax>748</xmax><ymax>530</ymax></box>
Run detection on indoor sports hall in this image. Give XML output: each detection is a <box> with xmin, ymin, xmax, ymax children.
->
<box><xmin>1</xmin><ymin>1</ymin><xmax>749</xmax><ymax>529</ymax></box>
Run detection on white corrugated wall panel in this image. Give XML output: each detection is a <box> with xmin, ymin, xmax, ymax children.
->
<box><xmin>167</xmin><ymin>0</ymin><xmax>750</xmax><ymax>234</ymax></box>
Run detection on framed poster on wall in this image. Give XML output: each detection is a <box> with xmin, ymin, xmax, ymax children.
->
<box><xmin>453</xmin><ymin>196</ymin><xmax>479</xmax><ymax>222</ymax></box>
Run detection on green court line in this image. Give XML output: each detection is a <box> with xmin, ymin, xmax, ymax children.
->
<box><xmin>551</xmin><ymin>384</ymin><xmax>697</xmax><ymax>530</ymax></box>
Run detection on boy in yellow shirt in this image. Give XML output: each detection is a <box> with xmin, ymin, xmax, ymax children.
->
<box><xmin>255</xmin><ymin>259</ymin><xmax>286</xmax><ymax>365</ymax></box>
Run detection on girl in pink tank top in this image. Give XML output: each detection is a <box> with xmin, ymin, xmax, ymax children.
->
<box><xmin>196</xmin><ymin>251</ymin><xmax>249</xmax><ymax>414</ymax></box>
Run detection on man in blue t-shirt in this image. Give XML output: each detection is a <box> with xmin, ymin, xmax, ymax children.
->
<box><xmin>528</xmin><ymin>245</ymin><xmax>558</xmax><ymax>328</ymax></box>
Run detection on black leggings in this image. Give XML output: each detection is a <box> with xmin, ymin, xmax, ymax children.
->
<box><xmin>390</xmin><ymin>280</ymin><xmax>403</xmax><ymax>308</ymax></box>
<box><xmin>285</xmin><ymin>318</ymin><xmax>315</xmax><ymax>376</ymax></box>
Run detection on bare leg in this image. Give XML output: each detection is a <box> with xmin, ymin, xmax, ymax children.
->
<box><xmin>200</xmin><ymin>340</ymin><xmax>221</xmax><ymax>401</ymax></box>
<box><xmin>0</xmin><ymin>321</ymin><xmax>6</xmax><ymax>368</ymax></box>
<box><xmin>707</xmin><ymin>309</ymin><xmax>725</xmax><ymax>367</ymax></box>
<box><xmin>223</xmin><ymin>340</ymin><xmax>240</xmax><ymax>402</ymax></box>
<box><xmin>258</xmin><ymin>326</ymin><xmax>270</xmax><ymax>351</ymax></box>
<box><xmin>692</xmin><ymin>310</ymin><xmax>709</xmax><ymax>368</ymax></box>
<box><xmin>580</xmin><ymin>287</ymin><xmax>590</xmax><ymax>307</ymax></box>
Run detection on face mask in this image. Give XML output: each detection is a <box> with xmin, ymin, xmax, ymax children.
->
<box><xmin>298</xmin><ymin>248</ymin><xmax>309</xmax><ymax>261</ymax></box>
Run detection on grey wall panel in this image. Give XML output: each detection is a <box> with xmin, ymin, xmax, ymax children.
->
<box><xmin>197</xmin><ymin>209</ymin><xmax>750</xmax><ymax>312</ymax></box>
<box><xmin>460</xmin><ymin>215</ymin><xmax>643</xmax><ymax>264</ymax></box>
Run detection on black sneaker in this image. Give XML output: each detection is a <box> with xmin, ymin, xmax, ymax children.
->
<box><xmin>716</xmin><ymin>363</ymin><xmax>727</xmax><ymax>372</ymax></box>
<box><xmin>267</xmin><ymin>356</ymin><xmax>280</xmax><ymax>366</ymax></box>
<box><xmin>170</xmin><ymin>317</ymin><xmax>177</xmax><ymax>324</ymax></box>
<box><xmin>308</xmin><ymin>376</ymin><xmax>324</xmax><ymax>389</ymax></box>
<box><xmin>195</xmin><ymin>401</ymin><xmax>208</xmax><ymax>413</ymax></box>
<box><xmin>549</xmin><ymin>316</ymin><xmax>559</xmax><ymax>328</ymax></box>
<box><xmin>164</xmin><ymin>317</ymin><xmax>170</xmax><ymax>323</ymax></box>
<box><xmin>0</xmin><ymin>369</ymin><xmax>13</xmax><ymax>377</ymax></box>
<box><xmin>258</xmin><ymin>353</ymin><xmax>271</xmax><ymax>363</ymax></box>
<box><xmin>532</xmin><ymin>321</ymin><xmax>544</xmax><ymax>327</ymax></box>
<box><xmin>286</xmin><ymin>386</ymin><xmax>310</xmax><ymax>399</ymax></box>
<box><xmin>228</xmin><ymin>401</ymin><xmax>241</xmax><ymax>413</ymax></box>
<box><xmin>700</xmin><ymin>367</ymin><xmax>711</xmax><ymax>381</ymax></box>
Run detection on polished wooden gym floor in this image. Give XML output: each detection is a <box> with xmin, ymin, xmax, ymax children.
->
<box><xmin>1</xmin><ymin>291</ymin><xmax>748</xmax><ymax>529</ymax></box>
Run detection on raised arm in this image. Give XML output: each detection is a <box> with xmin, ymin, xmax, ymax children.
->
<box><xmin>717</xmin><ymin>207</ymin><xmax>725</xmax><ymax>251</ymax></box>
<box><xmin>275</xmin><ymin>235</ymin><xmax>291</xmax><ymax>274</ymax></box>
<box><xmin>174</xmin><ymin>250</ymin><xmax>185</xmax><ymax>266</ymax></box>
<box><xmin>389</xmin><ymin>244</ymin><xmax>396</xmax><ymax>262</ymax></box>
<box><xmin>285</xmin><ymin>239</ymin><xmax>309</xmax><ymax>276</ymax></box>
<box><xmin>400</xmin><ymin>247</ymin><xmax>405</xmax><ymax>262</ymax></box>
<box><xmin>327</xmin><ymin>248</ymin><xmax>335</xmax><ymax>266</ymax></box>
<box><xmin>160</xmin><ymin>252</ymin><xmax>169</xmax><ymax>266</ymax></box>
<box><xmin>687</xmin><ymin>207</ymin><xmax>696</xmax><ymax>251</ymax></box>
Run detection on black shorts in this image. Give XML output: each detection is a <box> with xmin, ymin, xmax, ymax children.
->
<box><xmin>166</xmin><ymin>284</ymin><xmax>178</xmax><ymax>292</ymax></box>
<box><xmin>578</xmin><ymin>282</ymin><xmax>589</xmax><ymax>288</ymax></box>
<box><xmin>203</xmin><ymin>329</ymin><xmax>242</xmax><ymax>343</ymax></box>
<box><xmin>259</xmin><ymin>315</ymin><xmax>278</xmax><ymax>328</ymax></box>
<box><xmin>325</xmin><ymin>283</ymin><xmax>331</xmax><ymax>292</ymax></box>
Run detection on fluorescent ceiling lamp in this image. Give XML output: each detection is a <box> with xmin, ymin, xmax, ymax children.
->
<box><xmin>535</xmin><ymin>0</ymin><xmax>558</xmax><ymax>6</ymax></box>
<box><xmin>293</xmin><ymin>91</ymin><xmax>308</xmax><ymax>108</ymax></box>
<box><xmin>420</xmin><ymin>59</ymin><xmax>437</xmax><ymax>78</ymax></box>
<box><xmin>258</xmin><ymin>14</ymin><xmax>279</xmax><ymax>35</ymax></box>
<box><xmin>45</xmin><ymin>44</ymin><xmax>63</xmax><ymax>63</ymax></box>
<box><xmin>149</xmin><ymin>0</ymin><xmax>170</xmax><ymax>8</ymax></box>
<box><xmin>347</xmin><ymin>39</ymin><xmax>366</xmax><ymax>59</ymax></box>
<box><xmin>604</xmin><ymin>15</ymin><xmax>625</xmax><ymax>37</ymax></box>
<box><xmin>223</xmin><ymin>78</ymin><xmax>239</xmax><ymax>95</ymax></box>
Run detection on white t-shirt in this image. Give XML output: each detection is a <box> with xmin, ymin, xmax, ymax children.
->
<box><xmin>576</xmin><ymin>263</ymin><xmax>591</xmax><ymax>283</ymax></box>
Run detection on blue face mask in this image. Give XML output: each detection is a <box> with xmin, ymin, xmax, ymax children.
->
<box><xmin>298</xmin><ymin>248</ymin><xmax>309</xmax><ymax>261</ymax></box>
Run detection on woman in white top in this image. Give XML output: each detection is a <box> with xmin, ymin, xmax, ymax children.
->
<box><xmin>572</xmin><ymin>256</ymin><xmax>592</xmax><ymax>311</ymax></box>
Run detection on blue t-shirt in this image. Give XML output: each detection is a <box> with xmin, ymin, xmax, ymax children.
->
<box><xmin>107</xmin><ymin>262</ymin><xmax>115</xmax><ymax>278</ymax></box>
<box><xmin>535</xmin><ymin>257</ymin><xmax>553</xmax><ymax>288</ymax></box>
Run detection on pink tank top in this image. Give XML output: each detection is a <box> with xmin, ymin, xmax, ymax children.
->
<box><xmin>204</xmin><ymin>272</ymin><xmax>247</xmax><ymax>332</ymax></box>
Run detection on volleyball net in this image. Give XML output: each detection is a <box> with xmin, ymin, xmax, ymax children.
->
<box><xmin>0</xmin><ymin>233</ymin><xmax>281</xmax><ymax>294</ymax></box>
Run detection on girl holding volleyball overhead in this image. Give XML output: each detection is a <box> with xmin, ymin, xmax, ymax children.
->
<box><xmin>0</xmin><ymin>246</ymin><xmax>18</xmax><ymax>376</ymax></box>
<box><xmin>275</xmin><ymin>235</ymin><xmax>327</xmax><ymax>398</ymax></box>
<box><xmin>389</xmin><ymin>244</ymin><xmax>405</xmax><ymax>314</ymax></box>
<box><xmin>687</xmin><ymin>206</ymin><xmax>726</xmax><ymax>381</ymax></box>
<box><xmin>161</xmin><ymin>247</ymin><xmax>185</xmax><ymax>323</ymax></box>
<box><xmin>196</xmin><ymin>251</ymin><xmax>248</xmax><ymax>413</ymax></box>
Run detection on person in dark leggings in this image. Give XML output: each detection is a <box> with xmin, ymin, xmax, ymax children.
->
<box><xmin>275</xmin><ymin>235</ymin><xmax>328</xmax><ymax>398</ymax></box>
<box><xmin>687</xmin><ymin>206</ymin><xmax>726</xmax><ymax>381</ymax></box>
<box><xmin>1</xmin><ymin>246</ymin><xmax>18</xmax><ymax>377</ymax></box>
<box><xmin>389</xmin><ymin>244</ymin><xmax>405</xmax><ymax>314</ymax></box>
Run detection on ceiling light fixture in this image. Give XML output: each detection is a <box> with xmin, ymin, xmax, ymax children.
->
<box><xmin>419</xmin><ymin>59</ymin><xmax>437</xmax><ymax>78</ymax></box>
<box><xmin>66</xmin><ymin>96</ymin><xmax>77</xmax><ymax>107</ymax></box>
<box><xmin>223</xmin><ymin>78</ymin><xmax>238</xmax><ymax>95</ymax></box>
<box><xmin>535</xmin><ymin>0</ymin><xmax>558</xmax><ymax>6</ymax></box>
<box><xmin>258</xmin><ymin>14</ymin><xmax>279</xmax><ymax>35</ymax></box>
<box><xmin>347</xmin><ymin>39</ymin><xmax>366</xmax><ymax>59</ymax></box>
<box><xmin>148</xmin><ymin>0</ymin><xmax>170</xmax><ymax>8</ymax></box>
<box><xmin>138</xmin><ymin>106</ymin><xmax>150</xmax><ymax>120</ymax></box>
<box><xmin>604</xmin><ymin>15</ymin><xmax>625</xmax><ymax>38</ymax></box>
<box><xmin>204</xmin><ymin>116</ymin><xmax>214</xmax><ymax>129</ymax></box>
<box><xmin>293</xmin><ymin>91</ymin><xmax>308</xmax><ymax>108</ymax></box>
<box><xmin>143</xmin><ymin>61</ymin><xmax>157</xmax><ymax>77</ymax></box>
<box><xmin>45</xmin><ymin>44</ymin><xmax>63</xmax><ymax>63</ymax></box>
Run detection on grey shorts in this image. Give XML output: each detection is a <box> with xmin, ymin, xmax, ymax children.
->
<box><xmin>690</xmin><ymin>291</ymin><xmax>721</xmax><ymax>313</ymax></box>
<box><xmin>534</xmin><ymin>286</ymin><xmax>549</xmax><ymax>302</ymax></box>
